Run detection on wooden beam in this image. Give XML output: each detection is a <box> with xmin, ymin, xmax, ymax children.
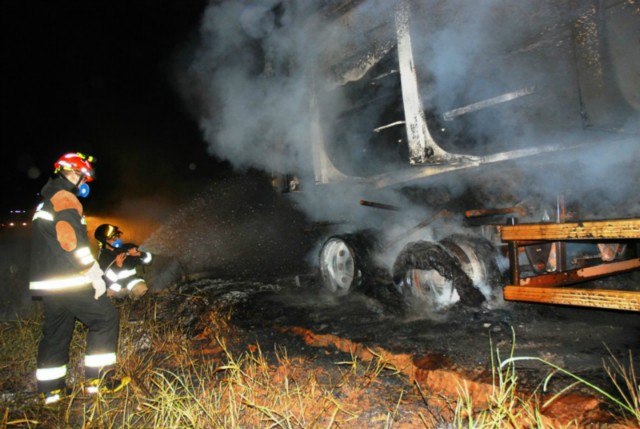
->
<box><xmin>504</xmin><ymin>286</ymin><xmax>640</xmax><ymax>311</ymax></box>
<box><xmin>500</xmin><ymin>219</ymin><xmax>640</xmax><ymax>241</ymax></box>
<box><xmin>519</xmin><ymin>258</ymin><xmax>640</xmax><ymax>287</ymax></box>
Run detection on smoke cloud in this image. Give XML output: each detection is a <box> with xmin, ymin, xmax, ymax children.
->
<box><xmin>174</xmin><ymin>0</ymin><xmax>639</xmax><ymax>271</ymax></box>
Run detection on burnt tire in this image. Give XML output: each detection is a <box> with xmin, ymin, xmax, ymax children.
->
<box><xmin>439</xmin><ymin>234</ymin><xmax>505</xmax><ymax>303</ymax></box>
<box><xmin>392</xmin><ymin>240</ymin><xmax>485</xmax><ymax>307</ymax></box>
<box><xmin>318</xmin><ymin>230</ymin><xmax>380</xmax><ymax>295</ymax></box>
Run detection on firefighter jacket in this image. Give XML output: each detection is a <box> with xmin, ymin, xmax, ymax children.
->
<box><xmin>98</xmin><ymin>243</ymin><xmax>152</xmax><ymax>293</ymax></box>
<box><xmin>29</xmin><ymin>176</ymin><xmax>98</xmax><ymax>295</ymax></box>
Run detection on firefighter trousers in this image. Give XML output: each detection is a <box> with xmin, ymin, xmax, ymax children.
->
<box><xmin>36</xmin><ymin>288</ymin><xmax>119</xmax><ymax>393</ymax></box>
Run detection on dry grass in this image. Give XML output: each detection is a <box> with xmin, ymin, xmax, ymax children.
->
<box><xmin>0</xmin><ymin>295</ymin><xmax>637</xmax><ymax>428</ymax></box>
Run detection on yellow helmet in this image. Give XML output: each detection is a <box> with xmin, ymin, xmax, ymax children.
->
<box><xmin>94</xmin><ymin>224</ymin><xmax>121</xmax><ymax>245</ymax></box>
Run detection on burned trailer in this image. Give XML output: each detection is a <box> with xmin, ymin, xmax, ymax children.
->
<box><xmin>264</xmin><ymin>0</ymin><xmax>640</xmax><ymax>311</ymax></box>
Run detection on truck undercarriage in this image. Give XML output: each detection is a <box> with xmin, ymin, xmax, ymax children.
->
<box><xmin>291</xmin><ymin>0</ymin><xmax>640</xmax><ymax>312</ymax></box>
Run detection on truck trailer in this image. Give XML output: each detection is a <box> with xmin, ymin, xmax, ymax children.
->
<box><xmin>200</xmin><ymin>0</ymin><xmax>640</xmax><ymax>311</ymax></box>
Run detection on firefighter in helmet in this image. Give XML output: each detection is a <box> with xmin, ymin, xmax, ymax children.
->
<box><xmin>29</xmin><ymin>152</ymin><xmax>126</xmax><ymax>405</ymax></box>
<box><xmin>94</xmin><ymin>224</ymin><xmax>151</xmax><ymax>300</ymax></box>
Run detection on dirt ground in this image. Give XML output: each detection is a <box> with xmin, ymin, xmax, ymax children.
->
<box><xmin>160</xmin><ymin>269</ymin><xmax>639</xmax><ymax>426</ymax></box>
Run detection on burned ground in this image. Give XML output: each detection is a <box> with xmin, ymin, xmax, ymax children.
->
<box><xmin>159</xmin><ymin>268</ymin><xmax>639</xmax><ymax>425</ymax></box>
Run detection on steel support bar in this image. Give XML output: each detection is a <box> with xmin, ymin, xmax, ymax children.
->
<box><xmin>500</xmin><ymin>218</ymin><xmax>640</xmax><ymax>241</ymax></box>
<box><xmin>506</xmin><ymin>217</ymin><xmax>520</xmax><ymax>285</ymax></box>
<box><xmin>503</xmin><ymin>286</ymin><xmax>640</xmax><ymax>311</ymax></box>
<box><xmin>465</xmin><ymin>206</ymin><xmax>527</xmax><ymax>218</ymax></box>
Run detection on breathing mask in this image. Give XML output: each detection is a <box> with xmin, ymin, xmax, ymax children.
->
<box><xmin>77</xmin><ymin>183</ymin><xmax>90</xmax><ymax>198</ymax></box>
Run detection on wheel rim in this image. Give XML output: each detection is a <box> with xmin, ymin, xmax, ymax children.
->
<box><xmin>448</xmin><ymin>242</ymin><xmax>488</xmax><ymax>286</ymax></box>
<box><xmin>440</xmin><ymin>234</ymin><xmax>503</xmax><ymax>302</ymax></box>
<box><xmin>404</xmin><ymin>269</ymin><xmax>460</xmax><ymax>307</ymax></box>
<box><xmin>319</xmin><ymin>238</ymin><xmax>356</xmax><ymax>294</ymax></box>
<box><xmin>392</xmin><ymin>240</ymin><xmax>484</xmax><ymax>309</ymax></box>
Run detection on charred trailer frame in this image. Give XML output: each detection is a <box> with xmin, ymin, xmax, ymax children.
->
<box><xmin>273</xmin><ymin>0</ymin><xmax>640</xmax><ymax>312</ymax></box>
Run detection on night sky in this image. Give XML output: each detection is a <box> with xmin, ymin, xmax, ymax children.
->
<box><xmin>2</xmin><ymin>1</ymin><xmax>228</xmax><ymax>216</ymax></box>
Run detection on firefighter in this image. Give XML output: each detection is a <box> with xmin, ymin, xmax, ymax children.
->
<box><xmin>29</xmin><ymin>152</ymin><xmax>126</xmax><ymax>405</ymax></box>
<box><xmin>94</xmin><ymin>224</ymin><xmax>152</xmax><ymax>300</ymax></box>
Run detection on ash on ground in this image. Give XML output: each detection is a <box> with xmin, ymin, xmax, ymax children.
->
<box><xmin>153</xmin><ymin>269</ymin><xmax>639</xmax><ymax>402</ymax></box>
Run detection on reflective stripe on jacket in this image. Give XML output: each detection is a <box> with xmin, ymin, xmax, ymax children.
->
<box><xmin>29</xmin><ymin>176</ymin><xmax>97</xmax><ymax>295</ymax></box>
<box><xmin>98</xmin><ymin>242</ymin><xmax>152</xmax><ymax>293</ymax></box>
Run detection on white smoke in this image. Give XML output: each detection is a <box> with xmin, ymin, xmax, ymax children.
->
<box><xmin>185</xmin><ymin>1</ymin><xmax>324</xmax><ymax>175</ymax></box>
<box><xmin>174</xmin><ymin>0</ymin><xmax>639</xmax><ymax>259</ymax></box>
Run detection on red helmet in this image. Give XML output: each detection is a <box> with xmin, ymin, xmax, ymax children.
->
<box><xmin>54</xmin><ymin>152</ymin><xmax>95</xmax><ymax>182</ymax></box>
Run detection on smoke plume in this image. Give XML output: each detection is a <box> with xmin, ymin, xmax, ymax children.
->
<box><xmin>174</xmin><ymin>0</ymin><xmax>639</xmax><ymax>270</ymax></box>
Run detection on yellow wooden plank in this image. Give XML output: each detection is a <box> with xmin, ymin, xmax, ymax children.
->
<box><xmin>500</xmin><ymin>219</ymin><xmax>640</xmax><ymax>241</ymax></box>
<box><xmin>503</xmin><ymin>285</ymin><xmax>640</xmax><ymax>311</ymax></box>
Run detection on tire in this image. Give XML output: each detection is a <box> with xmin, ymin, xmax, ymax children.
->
<box><xmin>392</xmin><ymin>240</ymin><xmax>485</xmax><ymax>309</ymax></box>
<box><xmin>439</xmin><ymin>234</ymin><xmax>505</xmax><ymax>303</ymax></box>
<box><xmin>318</xmin><ymin>230</ymin><xmax>380</xmax><ymax>295</ymax></box>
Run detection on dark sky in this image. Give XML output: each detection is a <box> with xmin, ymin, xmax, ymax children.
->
<box><xmin>1</xmin><ymin>1</ymin><xmax>229</xmax><ymax>215</ymax></box>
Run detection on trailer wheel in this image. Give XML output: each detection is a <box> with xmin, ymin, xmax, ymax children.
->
<box><xmin>392</xmin><ymin>240</ymin><xmax>485</xmax><ymax>309</ymax></box>
<box><xmin>319</xmin><ymin>237</ymin><xmax>359</xmax><ymax>295</ymax></box>
<box><xmin>318</xmin><ymin>231</ymin><xmax>380</xmax><ymax>295</ymax></box>
<box><xmin>439</xmin><ymin>234</ymin><xmax>505</xmax><ymax>303</ymax></box>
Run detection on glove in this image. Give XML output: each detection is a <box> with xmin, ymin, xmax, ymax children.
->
<box><xmin>115</xmin><ymin>253</ymin><xmax>127</xmax><ymax>267</ymax></box>
<box><xmin>86</xmin><ymin>262</ymin><xmax>107</xmax><ymax>299</ymax></box>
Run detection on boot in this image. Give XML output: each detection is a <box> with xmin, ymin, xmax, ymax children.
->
<box><xmin>39</xmin><ymin>379</ymin><xmax>69</xmax><ymax>406</ymax></box>
<box><xmin>85</xmin><ymin>369</ymin><xmax>131</xmax><ymax>395</ymax></box>
<box><xmin>43</xmin><ymin>388</ymin><xmax>65</xmax><ymax>405</ymax></box>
